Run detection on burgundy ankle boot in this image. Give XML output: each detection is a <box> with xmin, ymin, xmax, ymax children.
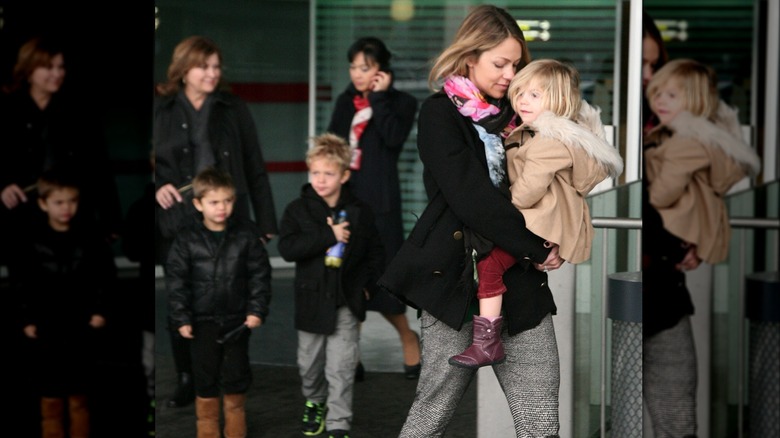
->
<box><xmin>449</xmin><ymin>316</ymin><xmax>506</xmax><ymax>369</ymax></box>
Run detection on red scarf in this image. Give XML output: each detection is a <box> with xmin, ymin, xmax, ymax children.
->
<box><xmin>349</xmin><ymin>95</ymin><xmax>372</xmax><ymax>170</ymax></box>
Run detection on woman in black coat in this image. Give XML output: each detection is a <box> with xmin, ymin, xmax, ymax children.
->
<box><xmin>0</xmin><ymin>37</ymin><xmax>123</xmax><ymax>248</ymax></box>
<box><xmin>378</xmin><ymin>6</ymin><xmax>564</xmax><ymax>436</ymax></box>
<box><xmin>153</xmin><ymin>35</ymin><xmax>278</xmax><ymax>408</ymax></box>
<box><xmin>327</xmin><ymin>37</ymin><xmax>421</xmax><ymax>378</ymax></box>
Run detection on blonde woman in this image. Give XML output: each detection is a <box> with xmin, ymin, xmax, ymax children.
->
<box><xmin>378</xmin><ymin>5</ymin><xmax>565</xmax><ymax>436</ymax></box>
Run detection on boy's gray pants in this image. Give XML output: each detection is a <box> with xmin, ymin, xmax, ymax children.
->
<box><xmin>297</xmin><ymin>306</ymin><xmax>360</xmax><ymax>432</ymax></box>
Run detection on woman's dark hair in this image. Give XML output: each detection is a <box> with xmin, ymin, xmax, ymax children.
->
<box><xmin>347</xmin><ymin>37</ymin><xmax>392</xmax><ymax>72</ymax></box>
<box><xmin>643</xmin><ymin>11</ymin><xmax>668</xmax><ymax>73</ymax></box>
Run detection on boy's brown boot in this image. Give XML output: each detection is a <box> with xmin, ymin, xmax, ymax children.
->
<box><xmin>68</xmin><ymin>395</ymin><xmax>90</xmax><ymax>438</ymax></box>
<box><xmin>223</xmin><ymin>393</ymin><xmax>247</xmax><ymax>438</ymax></box>
<box><xmin>41</xmin><ymin>397</ymin><xmax>65</xmax><ymax>438</ymax></box>
<box><xmin>448</xmin><ymin>316</ymin><xmax>506</xmax><ymax>369</ymax></box>
<box><xmin>196</xmin><ymin>396</ymin><xmax>220</xmax><ymax>438</ymax></box>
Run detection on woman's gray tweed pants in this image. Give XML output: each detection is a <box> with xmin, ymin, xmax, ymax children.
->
<box><xmin>399</xmin><ymin>311</ymin><xmax>560</xmax><ymax>438</ymax></box>
<box><xmin>643</xmin><ymin>316</ymin><xmax>698</xmax><ymax>437</ymax></box>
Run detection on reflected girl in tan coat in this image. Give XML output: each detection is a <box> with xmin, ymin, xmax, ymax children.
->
<box><xmin>644</xmin><ymin>59</ymin><xmax>761</xmax><ymax>264</ymax></box>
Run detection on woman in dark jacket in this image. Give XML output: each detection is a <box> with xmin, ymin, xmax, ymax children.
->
<box><xmin>154</xmin><ymin>35</ymin><xmax>278</xmax><ymax>408</ymax></box>
<box><xmin>378</xmin><ymin>6</ymin><xmax>563</xmax><ymax>437</ymax></box>
<box><xmin>0</xmin><ymin>37</ymin><xmax>123</xmax><ymax>248</ymax></box>
<box><xmin>327</xmin><ymin>36</ymin><xmax>421</xmax><ymax>379</ymax></box>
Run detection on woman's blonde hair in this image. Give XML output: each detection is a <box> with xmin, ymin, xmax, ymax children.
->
<box><xmin>507</xmin><ymin>59</ymin><xmax>582</xmax><ymax>121</ymax></box>
<box><xmin>428</xmin><ymin>5</ymin><xmax>530</xmax><ymax>90</ymax></box>
<box><xmin>156</xmin><ymin>36</ymin><xmax>223</xmax><ymax>96</ymax></box>
<box><xmin>646</xmin><ymin>58</ymin><xmax>719</xmax><ymax>120</ymax></box>
<box><xmin>306</xmin><ymin>133</ymin><xmax>352</xmax><ymax>172</ymax></box>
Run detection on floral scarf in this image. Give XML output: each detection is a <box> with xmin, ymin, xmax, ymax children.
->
<box><xmin>443</xmin><ymin>75</ymin><xmax>517</xmax><ymax>187</ymax></box>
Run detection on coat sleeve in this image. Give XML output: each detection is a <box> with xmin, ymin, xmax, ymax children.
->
<box><xmin>277</xmin><ymin>200</ymin><xmax>338</xmax><ymax>262</ymax></box>
<box><xmin>358</xmin><ymin>207</ymin><xmax>386</xmax><ymax>296</ymax></box>
<box><xmin>510</xmin><ymin>139</ymin><xmax>571</xmax><ymax>209</ymax></box>
<box><xmin>416</xmin><ymin>97</ymin><xmax>550</xmax><ymax>263</ymax></box>
<box><xmin>327</xmin><ymin>92</ymin><xmax>353</xmax><ymax>138</ymax></box>
<box><xmin>648</xmin><ymin>138</ymin><xmax>709</xmax><ymax>208</ymax></box>
<box><xmin>235</xmin><ymin>98</ymin><xmax>279</xmax><ymax>236</ymax></box>
<box><xmin>245</xmin><ymin>235</ymin><xmax>272</xmax><ymax>320</ymax></box>
<box><xmin>165</xmin><ymin>233</ymin><xmax>193</xmax><ymax>327</ymax></box>
<box><xmin>367</xmin><ymin>90</ymin><xmax>418</xmax><ymax>150</ymax></box>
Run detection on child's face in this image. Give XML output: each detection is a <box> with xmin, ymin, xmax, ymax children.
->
<box><xmin>38</xmin><ymin>187</ymin><xmax>79</xmax><ymax>231</ymax></box>
<box><xmin>193</xmin><ymin>187</ymin><xmax>235</xmax><ymax>231</ymax></box>
<box><xmin>514</xmin><ymin>79</ymin><xmax>546</xmax><ymax>124</ymax></box>
<box><xmin>649</xmin><ymin>79</ymin><xmax>685</xmax><ymax>125</ymax></box>
<box><xmin>309</xmin><ymin>157</ymin><xmax>349</xmax><ymax>206</ymax></box>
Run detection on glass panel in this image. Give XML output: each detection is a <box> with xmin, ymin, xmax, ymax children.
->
<box><xmin>711</xmin><ymin>179</ymin><xmax>779</xmax><ymax>436</ymax></box>
<box><xmin>575</xmin><ymin>180</ymin><xmax>642</xmax><ymax>436</ymax></box>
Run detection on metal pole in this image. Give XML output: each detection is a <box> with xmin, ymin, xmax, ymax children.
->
<box><xmin>600</xmin><ymin>228</ymin><xmax>609</xmax><ymax>438</ymax></box>
<box><xmin>738</xmin><ymin>228</ymin><xmax>746</xmax><ymax>438</ymax></box>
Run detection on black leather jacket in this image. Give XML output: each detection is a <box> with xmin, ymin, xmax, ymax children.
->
<box><xmin>166</xmin><ymin>219</ymin><xmax>272</xmax><ymax>329</ymax></box>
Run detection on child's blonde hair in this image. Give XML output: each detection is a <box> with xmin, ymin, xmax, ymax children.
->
<box><xmin>646</xmin><ymin>58</ymin><xmax>719</xmax><ymax>120</ymax></box>
<box><xmin>192</xmin><ymin>167</ymin><xmax>235</xmax><ymax>199</ymax></box>
<box><xmin>507</xmin><ymin>59</ymin><xmax>582</xmax><ymax>121</ymax></box>
<box><xmin>306</xmin><ymin>133</ymin><xmax>351</xmax><ymax>172</ymax></box>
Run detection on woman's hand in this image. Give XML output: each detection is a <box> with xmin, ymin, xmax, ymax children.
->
<box><xmin>534</xmin><ymin>242</ymin><xmax>564</xmax><ymax>272</ymax></box>
<box><xmin>370</xmin><ymin>70</ymin><xmax>392</xmax><ymax>93</ymax></box>
<box><xmin>156</xmin><ymin>183</ymin><xmax>183</xmax><ymax>209</ymax></box>
<box><xmin>1</xmin><ymin>184</ymin><xmax>27</xmax><ymax>209</ymax></box>
<box><xmin>677</xmin><ymin>243</ymin><xmax>701</xmax><ymax>271</ymax></box>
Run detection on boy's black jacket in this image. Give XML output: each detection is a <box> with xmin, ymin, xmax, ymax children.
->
<box><xmin>166</xmin><ymin>218</ymin><xmax>272</xmax><ymax>329</ymax></box>
<box><xmin>277</xmin><ymin>183</ymin><xmax>385</xmax><ymax>334</ymax></box>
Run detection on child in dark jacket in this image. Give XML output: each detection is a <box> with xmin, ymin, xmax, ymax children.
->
<box><xmin>277</xmin><ymin>133</ymin><xmax>384</xmax><ymax>438</ymax></box>
<box><xmin>17</xmin><ymin>168</ymin><xmax>117</xmax><ymax>438</ymax></box>
<box><xmin>166</xmin><ymin>167</ymin><xmax>272</xmax><ymax>438</ymax></box>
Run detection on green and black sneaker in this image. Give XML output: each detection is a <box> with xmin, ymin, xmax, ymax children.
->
<box><xmin>301</xmin><ymin>400</ymin><xmax>327</xmax><ymax>436</ymax></box>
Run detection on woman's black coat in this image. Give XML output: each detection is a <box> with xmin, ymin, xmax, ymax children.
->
<box><xmin>154</xmin><ymin>91</ymin><xmax>278</xmax><ymax>259</ymax></box>
<box><xmin>327</xmin><ymin>84</ymin><xmax>417</xmax><ymax>219</ymax></box>
<box><xmin>0</xmin><ymin>90</ymin><xmax>123</xmax><ymax>236</ymax></box>
<box><xmin>277</xmin><ymin>184</ymin><xmax>385</xmax><ymax>335</ymax></box>
<box><xmin>379</xmin><ymin>92</ymin><xmax>556</xmax><ymax>336</ymax></box>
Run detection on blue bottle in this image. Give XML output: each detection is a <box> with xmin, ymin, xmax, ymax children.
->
<box><xmin>325</xmin><ymin>210</ymin><xmax>347</xmax><ymax>268</ymax></box>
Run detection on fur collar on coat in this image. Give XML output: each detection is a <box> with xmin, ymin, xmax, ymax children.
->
<box><xmin>509</xmin><ymin>100</ymin><xmax>624</xmax><ymax>180</ymax></box>
<box><xmin>648</xmin><ymin>101</ymin><xmax>760</xmax><ymax>176</ymax></box>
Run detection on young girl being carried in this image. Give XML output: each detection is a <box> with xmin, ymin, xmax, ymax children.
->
<box><xmin>450</xmin><ymin>59</ymin><xmax>624</xmax><ymax>368</ymax></box>
<box><xmin>644</xmin><ymin>58</ymin><xmax>760</xmax><ymax>266</ymax></box>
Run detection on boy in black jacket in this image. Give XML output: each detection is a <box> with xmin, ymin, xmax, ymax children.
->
<box><xmin>166</xmin><ymin>167</ymin><xmax>272</xmax><ymax>438</ymax></box>
<box><xmin>17</xmin><ymin>168</ymin><xmax>116</xmax><ymax>438</ymax></box>
<box><xmin>277</xmin><ymin>133</ymin><xmax>384</xmax><ymax>438</ymax></box>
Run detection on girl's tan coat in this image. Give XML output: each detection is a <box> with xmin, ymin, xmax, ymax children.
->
<box><xmin>505</xmin><ymin>102</ymin><xmax>623</xmax><ymax>263</ymax></box>
<box><xmin>644</xmin><ymin>102</ymin><xmax>760</xmax><ymax>264</ymax></box>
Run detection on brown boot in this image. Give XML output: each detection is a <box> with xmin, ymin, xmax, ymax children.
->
<box><xmin>195</xmin><ymin>397</ymin><xmax>220</xmax><ymax>438</ymax></box>
<box><xmin>41</xmin><ymin>397</ymin><xmax>65</xmax><ymax>438</ymax></box>
<box><xmin>68</xmin><ymin>395</ymin><xmax>90</xmax><ymax>438</ymax></box>
<box><xmin>449</xmin><ymin>316</ymin><xmax>506</xmax><ymax>369</ymax></box>
<box><xmin>223</xmin><ymin>393</ymin><xmax>247</xmax><ymax>438</ymax></box>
